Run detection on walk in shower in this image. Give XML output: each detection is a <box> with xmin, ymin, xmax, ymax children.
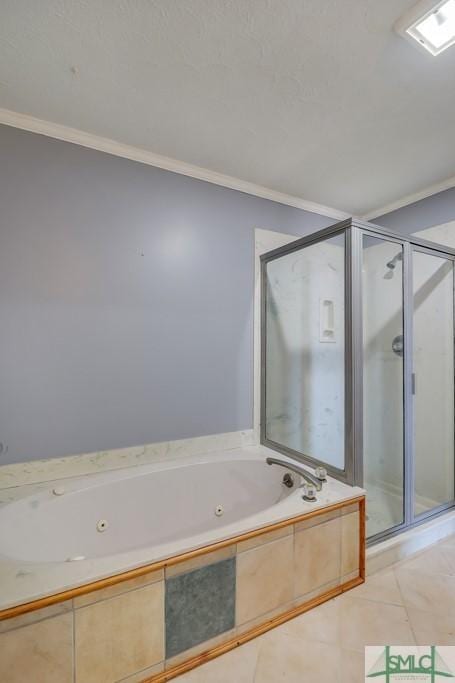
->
<box><xmin>261</xmin><ymin>218</ymin><xmax>455</xmax><ymax>542</ymax></box>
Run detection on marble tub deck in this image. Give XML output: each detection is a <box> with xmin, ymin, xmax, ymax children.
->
<box><xmin>0</xmin><ymin>444</ymin><xmax>364</xmax><ymax>612</ymax></box>
<box><xmin>174</xmin><ymin>532</ymin><xmax>455</xmax><ymax>683</ymax></box>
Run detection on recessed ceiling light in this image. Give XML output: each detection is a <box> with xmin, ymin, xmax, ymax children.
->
<box><xmin>395</xmin><ymin>0</ymin><xmax>455</xmax><ymax>55</ymax></box>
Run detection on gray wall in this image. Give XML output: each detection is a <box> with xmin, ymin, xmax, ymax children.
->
<box><xmin>0</xmin><ymin>124</ymin><xmax>333</xmax><ymax>465</ymax></box>
<box><xmin>374</xmin><ymin>187</ymin><xmax>455</xmax><ymax>235</ymax></box>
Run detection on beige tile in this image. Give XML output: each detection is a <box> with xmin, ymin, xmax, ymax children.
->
<box><xmin>342</xmin><ymin>570</ymin><xmax>360</xmax><ymax>583</ymax></box>
<box><xmin>341</xmin><ymin>502</ymin><xmax>360</xmax><ymax>516</ymax></box>
<box><xmin>237</xmin><ymin>524</ymin><xmax>292</xmax><ymax>553</ymax></box>
<box><xmin>301</xmin><ymin>577</ymin><xmax>342</xmax><ymax>601</ymax></box>
<box><xmin>236</xmin><ymin>535</ymin><xmax>294</xmax><ymax>625</ymax></box>
<box><xmin>118</xmin><ymin>661</ymin><xmax>164</xmax><ymax>682</ymax></box>
<box><xmin>294</xmin><ymin>517</ymin><xmax>341</xmax><ymax>597</ymax></box>
<box><xmin>235</xmin><ymin>600</ymin><xmax>295</xmax><ymax>637</ymax></box>
<box><xmin>339</xmin><ymin>648</ymin><xmax>365</xmax><ymax>683</ymax></box>
<box><xmin>407</xmin><ymin>606</ymin><xmax>455</xmax><ymax>645</ymax></box>
<box><xmin>367</xmin><ymin>544</ymin><xmax>402</xmax><ymax>575</ymax></box>
<box><xmin>439</xmin><ymin>543</ymin><xmax>455</xmax><ymax>575</ymax></box>
<box><xmin>442</xmin><ymin>533</ymin><xmax>455</xmax><ymax>547</ymax></box>
<box><xmin>347</xmin><ymin>569</ymin><xmax>403</xmax><ymax>605</ymax></box>
<box><xmin>0</xmin><ymin>599</ymin><xmax>73</xmax><ymax>633</ymax></box>
<box><xmin>0</xmin><ymin>612</ymin><xmax>73</xmax><ymax>683</ymax></box>
<box><xmin>398</xmin><ymin>546</ymin><xmax>453</xmax><ymax>576</ymax></box>
<box><xmin>337</xmin><ymin>595</ymin><xmax>415</xmax><ymax>652</ymax></box>
<box><xmin>341</xmin><ymin>511</ymin><xmax>360</xmax><ymax>575</ymax></box>
<box><xmin>294</xmin><ymin>508</ymin><xmax>340</xmax><ymax>532</ymax></box>
<box><xmin>174</xmin><ymin>638</ymin><xmax>260</xmax><ymax>683</ymax></box>
<box><xmin>165</xmin><ymin>628</ymin><xmax>236</xmax><ymax>669</ymax></box>
<box><xmin>235</xmin><ymin>577</ymin><xmax>342</xmax><ymax>641</ymax></box>
<box><xmin>165</xmin><ymin>546</ymin><xmax>235</xmax><ymax>578</ymax></box>
<box><xmin>279</xmin><ymin>596</ymin><xmax>340</xmax><ymax>645</ymax></box>
<box><xmin>395</xmin><ymin>567</ymin><xmax>455</xmax><ymax>616</ymax></box>
<box><xmin>75</xmin><ymin>581</ymin><xmax>164</xmax><ymax>683</ymax></box>
<box><xmin>74</xmin><ymin>569</ymin><xmax>164</xmax><ymax>608</ymax></box>
<box><xmin>253</xmin><ymin>631</ymin><xmax>341</xmax><ymax>683</ymax></box>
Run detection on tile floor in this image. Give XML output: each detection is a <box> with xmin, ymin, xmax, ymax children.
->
<box><xmin>174</xmin><ymin>533</ymin><xmax>455</xmax><ymax>683</ymax></box>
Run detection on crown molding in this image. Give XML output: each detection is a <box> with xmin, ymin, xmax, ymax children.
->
<box><xmin>363</xmin><ymin>174</ymin><xmax>455</xmax><ymax>221</ymax></box>
<box><xmin>0</xmin><ymin>107</ymin><xmax>349</xmax><ymax>221</ymax></box>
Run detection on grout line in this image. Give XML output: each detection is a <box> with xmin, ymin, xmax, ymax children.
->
<box><xmin>395</xmin><ymin>569</ymin><xmax>419</xmax><ymax>647</ymax></box>
<box><xmin>72</xmin><ymin>606</ymin><xmax>76</xmax><ymax>683</ymax></box>
<box><xmin>0</xmin><ymin>605</ymin><xmax>73</xmax><ymax>634</ymax></box>
<box><xmin>251</xmin><ymin>642</ymin><xmax>260</xmax><ymax>683</ymax></box>
<box><xmin>74</xmin><ymin>573</ymin><xmax>164</xmax><ymax>610</ymax></box>
<box><xmin>117</xmin><ymin>664</ymin><xmax>165</xmax><ymax>683</ymax></box>
<box><xmin>339</xmin><ymin>513</ymin><xmax>343</xmax><ymax>578</ymax></box>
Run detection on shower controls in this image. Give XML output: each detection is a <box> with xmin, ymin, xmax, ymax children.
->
<box><xmin>215</xmin><ymin>505</ymin><xmax>224</xmax><ymax>517</ymax></box>
<box><xmin>96</xmin><ymin>519</ymin><xmax>109</xmax><ymax>532</ymax></box>
<box><xmin>52</xmin><ymin>486</ymin><xmax>65</xmax><ymax>496</ymax></box>
<box><xmin>392</xmin><ymin>335</ymin><xmax>404</xmax><ymax>357</ymax></box>
<box><xmin>302</xmin><ymin>483</ymin><xmax>317</xmax><ymax>502</ymax></box>
<box><xmin>314</xmin><ymin>466</ymin><xmax>327</xmax><ymax>482</ymax></box>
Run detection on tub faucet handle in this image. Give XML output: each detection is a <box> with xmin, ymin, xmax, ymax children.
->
<box><xmin>314</xmin><ymin>466</ymin><xmax>327</xmax><ymax>482</ymax></box>
<box><xmin>302</xmin><ymin>483</ymin><xmax>317</xmax><ymax>502</ymax></box>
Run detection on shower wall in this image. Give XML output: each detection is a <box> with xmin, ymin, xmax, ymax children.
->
<box><xmin>362</xmin><ymin>238</ymin><xmax>405</xmax><ymax>536</ymax></box>
<box><xmin>412</xmin><ymin>250</ymin><xmax>454</xmax><ymax>512</ymax></box>
<box><xmin>265</xmin><ymin>237</ymin><xmax>345</xmax><ymax>469</ymax></box>
<box><xmin>362</xmin><ymin>240</ymin><xmax>404</xmax><ymax>493</ymax></box>
<box><xmin>412</xmin><ymin>222</ymin><xmax>455</xmax><ymax>512</ymax></box>
<box><xmin>415</xmin><ymin>220</ymin><xmax>455</xmax><ymax>248</ymax></box>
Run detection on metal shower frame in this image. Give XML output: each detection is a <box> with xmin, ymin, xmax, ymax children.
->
<box><xmin>260</xmin><ymin>217</ymin><xmax>455</xmax><ymax>544</ymax></box>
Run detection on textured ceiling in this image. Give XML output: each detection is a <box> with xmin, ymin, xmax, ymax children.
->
<box><xmin>1</xmin><ymin>0</ymin><xmax>455</xmax><ymax>215</ymax></box>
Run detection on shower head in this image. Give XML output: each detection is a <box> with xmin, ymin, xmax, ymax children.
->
<box><xmin>383</xmin><ymin>251</ymin><xmax>402</xmax><ymax>280</ymax></box>
<box><xmin>386</xmin><ymin>252</ymin><xmax>403</xmax><ymax>270</ymax></box>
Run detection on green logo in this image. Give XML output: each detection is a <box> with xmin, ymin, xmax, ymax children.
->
<box><xmin>367</xmin><ymin>646</ymin><xmax>454</xmax><ymax>681</ymax></box>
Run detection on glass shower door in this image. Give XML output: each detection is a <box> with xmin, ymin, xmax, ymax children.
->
<box><xmin>412</xmin><ymin>249</ymin><xmax>455</xmax><ymax>517</ymax></box>
<box><xmin>362</xmin><ymin>236</ymin><xmax>405</xmax><ymax>538</ymax></box>
<box><xmin>262</xmin><ymin>231</ymin><xmax>347</xmax><ymax>479</ymax></box>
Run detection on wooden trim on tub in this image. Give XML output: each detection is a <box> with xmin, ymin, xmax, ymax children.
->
<box><xmin>144</xmin><ymin>574</ymin><xmax>364</xmax><ymax>682</ymax></box>
<box><xmin>359</xmin><ymin>495</ymin><xmax>366</xmax><ymax>580</ymax></box>
<box><xmin>0</xmin><ymin>494</ymin><xmax>365</xmax><ymax>621</ymax></box>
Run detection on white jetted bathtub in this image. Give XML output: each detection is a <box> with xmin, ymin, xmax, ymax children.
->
<box><xmin>0</xmin><ymin>446</ymin><xmax>363</xmax><ymax>609</ymax></box>
<box><xmin>0</xmin><ymin>456</ymin><xmax>298</xmax><ymax>563</ymax></box>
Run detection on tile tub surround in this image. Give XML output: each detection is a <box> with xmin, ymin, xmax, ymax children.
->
<box><xmin>165</xmin><ymin>557</ymin><xmax>236</xmax><ymax>658</ymax></box>
<box><xmin>0</xmin><ymin>497</ymin><xmax>364</xmax><ymax>683</ymax></box>
<box><xmin>173</xmin><ymin>531</ymin><xmax>455</xmax><ymax>683</ymax></box>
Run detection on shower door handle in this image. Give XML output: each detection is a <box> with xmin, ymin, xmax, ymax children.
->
<box><xmin>411</xmin><ymin>373</ymin><xmax>416</xmax><ymax>395</ymax></box>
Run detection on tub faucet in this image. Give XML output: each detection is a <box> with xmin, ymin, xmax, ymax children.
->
<box><xmin>266</xmin><ymin>457</ymin><xmax>323</xmax><ymax>492</ymax></box>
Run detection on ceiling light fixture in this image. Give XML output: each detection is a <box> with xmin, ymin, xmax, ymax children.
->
<box><xmin>395</xmin><ymin>0</ymin><xmax>455</xmax><ymax>55</ymax></box>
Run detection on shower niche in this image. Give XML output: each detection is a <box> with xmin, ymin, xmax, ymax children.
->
<box><xmin>261</xmin><ymin>218</ymin><xmax>455</xmax><ymax>543</ymax></box>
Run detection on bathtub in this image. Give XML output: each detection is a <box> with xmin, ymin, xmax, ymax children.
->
<box><xmin>0</xmin><ymin>456</ymin><xmax>297</xmax><ymax>563</ymax></box>
<box><xmin>0</xmin><ymin>445</ymin><xmax>364</xmax><ymax>611</ymax></box>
